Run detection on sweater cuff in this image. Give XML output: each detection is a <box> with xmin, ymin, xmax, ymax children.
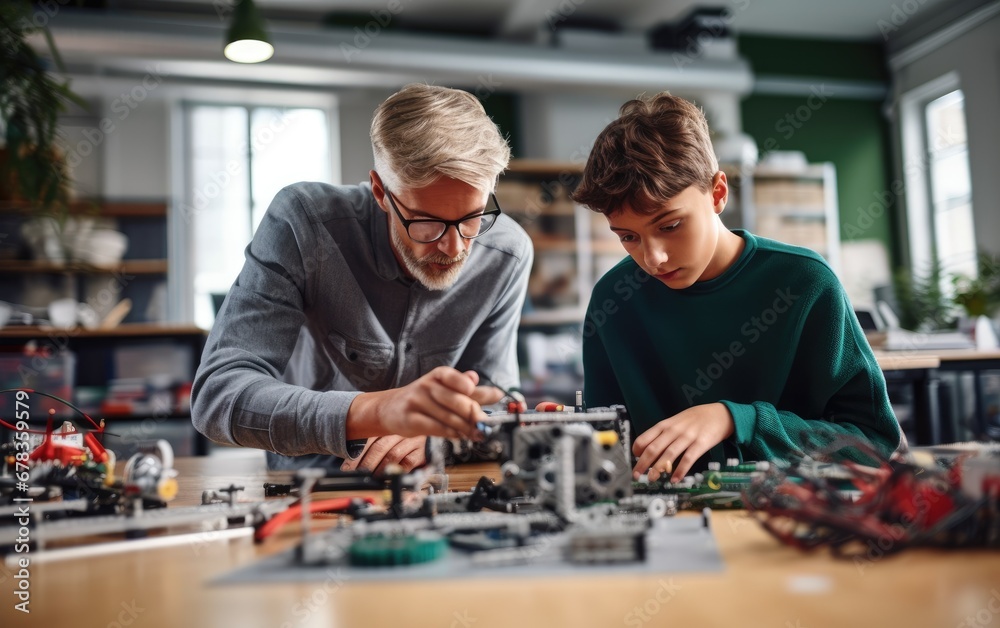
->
<box><xmin>720</xmin><ymin>400</ymin><xmax>756</xmax><ymax>446</ymax></box>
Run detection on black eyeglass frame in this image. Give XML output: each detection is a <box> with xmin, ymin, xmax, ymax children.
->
<box><xmin>385</xmin><ymin>188</ymin><xmax>503</xmax><ymax>244</ymax></box>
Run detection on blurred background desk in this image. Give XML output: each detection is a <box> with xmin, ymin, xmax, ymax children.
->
<box><xmin>874</xmin><ymin>351</ymin><xmax>941</xmax><ymax>446</ymax></box>
<box><xmin>6</xmin><ymin>451</ymin><xmax>999</xmax><ymax>628</ymax></box>
<box><xmin>932</xmin><ymin>349</ymin><xmax>1000</xmax><ymax>441</ymax></box>
<box><xmin>876</xmin><ymin>349</ymin><xmax>1000</xmax><ymax>446</ymax></box>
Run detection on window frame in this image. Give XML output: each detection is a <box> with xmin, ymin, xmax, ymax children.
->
<box><xmin>899</xmin><ymin>71</ymin><xmax>976</xmax><ymax>281</ymax></box>
<box><xmin>169</xmin><ymin>90</ymin><xmax>339</xmax><ymax>324</ymax></box>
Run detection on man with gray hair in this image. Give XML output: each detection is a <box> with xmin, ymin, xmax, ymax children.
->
<box><xmin>192</xmin><ymin>84</ymin><xmax>533</xmax><ymax>472</ymax></box>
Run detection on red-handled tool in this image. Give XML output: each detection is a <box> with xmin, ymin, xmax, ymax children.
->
<box><xmin>535</xmin><ymin>401</ymin><xmax>565</xmax><ymax>412</ymax></box>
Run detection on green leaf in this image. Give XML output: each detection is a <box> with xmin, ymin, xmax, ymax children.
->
<box><xmin>41</xmin><ymin>26</ymin><xmax>67</xmax><ymax>75</ymax></box>
<box><xmin>0</xmin><ymin>0</ymin><xmax>82</xmax><ymax>216</ymax></box>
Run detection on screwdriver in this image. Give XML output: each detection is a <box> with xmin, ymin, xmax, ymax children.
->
<box><xmin>474</xmin><ymin>372</ymin><xmax>526</xmax><ymax>436</ymax></box>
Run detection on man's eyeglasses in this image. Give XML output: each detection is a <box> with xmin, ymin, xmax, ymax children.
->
<box><xmin>385</xmin><ymin>188</ymin><xmax>502</xmax><ymax>244</ymax></box>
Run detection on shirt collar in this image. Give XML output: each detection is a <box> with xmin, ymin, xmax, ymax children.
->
<box><xmin>368</xmin><ymin>184</ymin><xmax>409</xmax><ymax>283</ymax></box>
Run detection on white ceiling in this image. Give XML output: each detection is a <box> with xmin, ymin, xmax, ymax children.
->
<box><xmin>137</xmin><ymin>0</ymin><xmax>956</xmax><ymax>41</ymax></box>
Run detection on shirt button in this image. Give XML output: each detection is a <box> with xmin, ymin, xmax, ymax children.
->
<box><xmin>405</xmin><ymin>343</ymin><xmax>413</xmax><ymax>352</ymax></box>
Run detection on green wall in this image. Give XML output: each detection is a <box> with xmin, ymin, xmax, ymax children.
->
<box><xmin>739</xmin><ymin>36</ymin><xmax>888</xmax><ymax>82</ymax></box>
<box><xmin>479</xmin><ymin>92</ymin><xmax>523</xmax><ymax>159</ymax></box>
<box><xmin>738</xmin><ymin>36</ymin><xmax>898</xmax><ymax>265</ymax></box>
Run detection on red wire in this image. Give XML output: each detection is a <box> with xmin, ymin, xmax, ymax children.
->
<box><xmin>254</xmin><ymin>497</ymin><xmax>376</xmax><ymax>543</ymax></box>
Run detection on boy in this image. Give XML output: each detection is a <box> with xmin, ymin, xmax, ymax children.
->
<box><xmin>572</xmin><ymin>93</ymin><xmax>902</xmax><ymax>484</ymax></box>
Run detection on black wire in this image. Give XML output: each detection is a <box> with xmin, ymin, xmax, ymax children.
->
<box><xmin>474</xmin><ymin>372</ymin><xmax>517</xmax><ymax>403</ymax></box>
<box><xmin>0</xmin><ymin>387</ymin><xmax>104</xmax><ymax>432</ymax></box>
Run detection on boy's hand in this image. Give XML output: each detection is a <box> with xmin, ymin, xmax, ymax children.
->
<box><xmin>632</xmin><ymin>403</ymin><xmax>735</xmax><ymax>483</ymax></box>
<box><xmin>341</xmin><ymin>435</ymin><xmax>427</xmax><ymax>475</ymax></box>
<box><xmin>346</xmin><ymin>367</ymin><xmax>503</xmax><ymax>441</ymax></box>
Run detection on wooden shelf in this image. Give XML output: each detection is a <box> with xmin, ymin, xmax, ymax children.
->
<box><xmin>521</xmin><ymin>307</ymin><xmax>586</xmax><ymax>326</ymax></box>
<box><xmin>534</xmin><ymin>239</ymin><xmax>626</xmax><ymax>255</ymax></box>
<box><xmin>0</xmin><ymin>259</ymin><xmax>167</xmax><ymax>274</ymax></box>
<box><xmin>590</xmin><ymin>240</ymin><xmax>626</xmax><ymax>255</ymax></box>
<box><xmin>506</xmin><ymin>204</ymin><xmax>577</xmax><ymax>216</ymax></box>
<box><xmin>13</xmin><ymin>413</ymin><xmax>194</xmax><ymax>424</ymax></box>
<box><xmin>751</xmin><ymin>162</ymin><xmax>839</xmax><ymax>273</ymax></box>
<box><xmin>0</xmin><ymin>323</ymin><xmax>205</xmax><ymax>338</ymax></box>
<box><xmin>753</xmin><ymin>164</ymin><xmax>830</xmax><ymax>179</ymax></box>
<box><xmin>533</xmin><ymin>239</ymin><xmax>577</xmax><ymax>252</ymax></box>
<box><xmin>501</xmin><ymin>161</ymin><xmax>604</xmax><ymax>331</ymax></box>
<box><xmin>505</xmin><ymin>159</ymin><xmax>584</xmax><ymax>177</ymax></box>
<box><xmin>0</xmin><ymin>200</ymin><xmax>167</xmax><ymax>217</ymax></box>
<box><xmin>775</xmin><ymin>211</ymin><xmax>827</xmax><ymax>221</ymax></box>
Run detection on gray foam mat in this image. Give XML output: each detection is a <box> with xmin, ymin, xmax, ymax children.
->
<box><xmin>214</xmin><ymin>516</ymin><xmax>723</xmax><ymax>585</ymax></box>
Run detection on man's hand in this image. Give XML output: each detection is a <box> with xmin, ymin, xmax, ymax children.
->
<box><xmin>346</xmin><ymin>367</ymin><xmax>503</xmax><ymax>441</ymax></box>
<box><xmin>341</xmin><ymin>435</ymin><xmax>427</xmax><ymax>475</ymax></box>
<box><xmin>632</xmin><ymin>403</ymin><xmax>735</xmax><ymax>483</ymax></box>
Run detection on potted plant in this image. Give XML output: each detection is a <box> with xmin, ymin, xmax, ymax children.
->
<box><xmin>952</xmin><ymin>254</ymin><xmax>1000</xmax><ymax>318</ymax></box>
<box><xmin>952</xmin><ymin>254</ymin><xmax>1000</xmax><ymax>348</ymax></box>
<box><xmin>892</xmin><ymin>259</ymin><xmax>957</xmax><ymax>332</ymax></box>
<box><xmin>1</xmin><ymin>0</ymin><xmax>88</xmax><ymax>261</ymax></box>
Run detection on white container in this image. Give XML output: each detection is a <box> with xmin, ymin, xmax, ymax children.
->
<box><xmin>78</xmin><ymin>229</ymin><xmax>129</xmax><ymax>266</ymax></box>
<box><xmin>48</xmin><ymin>297</ymin><xmax>78</xmax><ymax>329</ymax></box>
<box><xmin>975</xmin><ymin>315</ymin><xmax>999</xmax><ymax>350</ymax></box>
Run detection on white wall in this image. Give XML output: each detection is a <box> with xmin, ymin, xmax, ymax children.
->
<box><xmin>105</xmin><ymin>99</ymin><xmax>172</xmax><ymax>199</ymax></box>
<box><xmin>337</xmin><ymin>89</ymin><xmax>394</xmax><ymax>186</ymax></box>
<box><xmin>63</xmin><ymin>75</ymin><xmax>343</xmax><ymax>199</ymax></box>
<box><xmin>58</xmin><ymin>102</ymin><xmax>103</xmax><ymax>199</ymax></box>
<box><xmin>519</xmin><ymin>92</ymin><xmax>628</xmax><ymax>162</ymax></box>
<box><xmin>518</xmin><ymin>89</ymin><xmax>744</xmax><ymax>162</ymax></box>
<box><xmin>60</xmin><ymin>76</ymin><xmax>175</xmax><ymax>199</ymax></box>
<box><xmin>891</xmin><ymin>10</ymin><xmax>1000</xmax><ymax>257</ymax></box>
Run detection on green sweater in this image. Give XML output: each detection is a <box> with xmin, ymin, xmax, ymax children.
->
<box><xmin>583</xmin><ymin>230</ymin><xmax>901</xmax><ymax>468</ymax></box>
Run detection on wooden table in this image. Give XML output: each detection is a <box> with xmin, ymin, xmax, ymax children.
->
<box><xmin>4</xmin><ymin>451</ymin><xmax>998</xmax><ymax>628</ymax></box>
<box><xmin>874</xmin><ymin>351</ymin><xmax>943</xmax><ymax>445</ymax></box>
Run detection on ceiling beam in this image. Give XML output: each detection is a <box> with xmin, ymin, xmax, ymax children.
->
<box><xmin>40</xmin><ymin>11</ymin><xmax>754</xmax><ymax>94</ymax></box>
<box><xmin>498</xmin><ymin>0</ymin><xmax>568</xmax><ymax>40</ymax></box>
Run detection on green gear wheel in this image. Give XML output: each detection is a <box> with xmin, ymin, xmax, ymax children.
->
<box><xmin>349</xmin><ymin>532</ymin><xmax>447</xmax><ymax>567</ymax></box>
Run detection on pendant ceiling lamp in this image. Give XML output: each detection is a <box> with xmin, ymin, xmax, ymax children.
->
<box><xmin>224</xmin><ymin>0</ymin><xmax>274</xmax><ymax>63</ymax></box>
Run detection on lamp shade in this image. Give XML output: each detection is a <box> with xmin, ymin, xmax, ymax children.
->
<box><xmin>224</xmin><ymin>0</ymin><xmax>274</xmax><ymax>63</ymax></box>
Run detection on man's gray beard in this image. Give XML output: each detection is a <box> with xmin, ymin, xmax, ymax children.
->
<box><xmin>390</xmin><ymin>225</ymin><xmax>468</xmax><ymax>291</ymax></box>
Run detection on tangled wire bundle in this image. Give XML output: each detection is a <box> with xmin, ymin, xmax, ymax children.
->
<box><xmin>743</xmin><ymin>436</ymin><xmax>1000</xmax><ymax>557</ymax></box>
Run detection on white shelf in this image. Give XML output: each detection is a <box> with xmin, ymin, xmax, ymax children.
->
<box><xmin>750</xmin><ymin>162</ymin><xmax>840</xmax><ymax>274</ymax></box>
<box><xmin>501</xmin><ymin>160</ymin><xmax>599</xmax><ymax>327</ymax></box>
<box><xmin>753</xmin><ymin>163</ymin><xmax>831</xmax><ymax>179</ymax></box>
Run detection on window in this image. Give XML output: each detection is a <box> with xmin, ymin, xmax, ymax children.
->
<box><xmin>924</xmin><ymin>90</ymin><xmax>975</xmax><ymax>279</ymax></box>
<box><xmin>900</xmin><ymin>73</ymin><xmax>977</xmax><ymax>284</ymax></box>
<box><xmin>182</xmin><ymin>104</ymin><xmax>333</xmax><ymax>329</ymax></box>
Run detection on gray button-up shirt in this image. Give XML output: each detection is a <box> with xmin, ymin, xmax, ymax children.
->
<box><xmin>191</xmin><ymin>182</ymin><xmax>533</xmax><ymax>468</ymax></box>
